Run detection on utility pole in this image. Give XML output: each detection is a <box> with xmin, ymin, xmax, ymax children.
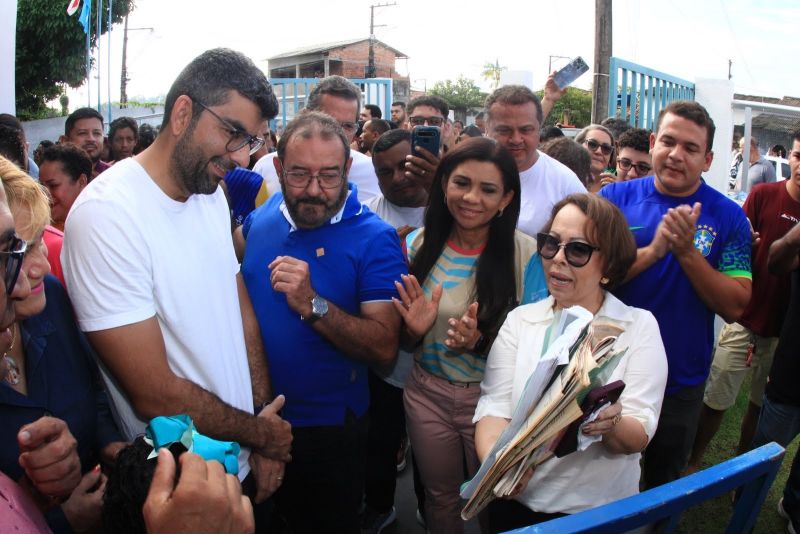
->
<box><xmin>591</xmin><ymin>0</ymin><xmax>612</xmax><ymax>123</ymax></box>
<box><xmin>119</xmin><ymin>19</ymin><xmax>154</xmax><ymax>108</ymax></box>
<box><xmin>367</xmin><ymin>2</ymin><xmax>396</xmax><ymax>78</ymax></box>
<box><xmin>120</xmin><ymin>14</ymin><xmax>128</xmax><ymax>108</ymax></box>
<box><xmin>728</xmin><ymin>59</ymin><xmax>732</xmax><ymax>80</ymax></box>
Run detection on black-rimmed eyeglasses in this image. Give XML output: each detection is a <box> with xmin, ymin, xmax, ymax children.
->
<box><xmin>192</xmin><ymin>99</ymin><xmax>265</xmax><ymax>155</ymax></box>
<box><xmin>536</xmin><ymin>233</ymin><xmax>599</xmax><ymax>268</ymax></box>
<box><xmin>0</xmin><ymin>235</ymin><xmax>26</xmax><ymax>295</ymax></box>
<box><xmin>409</xmin><ymin>116</ymin><xmax>445</xmax><ymax>127</ymax></box>
<box><xmin>617</xmin><ymin>158</ymin><xmax>652</xmax><ymax>176</ymax></box>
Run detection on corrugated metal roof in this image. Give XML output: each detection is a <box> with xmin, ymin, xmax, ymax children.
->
<box><xmin>268</xmin><ymin>38</ymin><xmax>408</xmax><ymax>60</ymax></box>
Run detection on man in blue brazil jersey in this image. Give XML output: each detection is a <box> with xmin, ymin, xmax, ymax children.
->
<box><xmin>600</xmin><ymin>100</ymin><xmax>752</xmax><ymax>489</ymax></box>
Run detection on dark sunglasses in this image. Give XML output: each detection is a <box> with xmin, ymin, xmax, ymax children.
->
<box><xmin>0</xmin><ymin>235</ymin><xmax>26</xmax><ymax>295</ymax></box>
<box><xmin>617</xmin><ymin>158</ymin><xmax>652</xmax><ymax>175</ymax></box>
<box><xmin>536</xmin><ymin>233</ymin><xmax>599</xmax><ymax>268</ymax></box>
<box><xmin>585</xmin><ymin>138</ymin><xmax>613</xmax><ymax>156</ymax></box>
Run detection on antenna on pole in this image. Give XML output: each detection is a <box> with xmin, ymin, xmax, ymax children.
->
<box><xmin>367</xmin><ymin>2</ymin><xmax>396</xmax><ymax>78</ymax></box>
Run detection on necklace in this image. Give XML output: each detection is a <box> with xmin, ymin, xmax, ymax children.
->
<box><xmin>2</xmin><ymin>326</ymin><xmax>19</xmax><ymax>386</ymax></box>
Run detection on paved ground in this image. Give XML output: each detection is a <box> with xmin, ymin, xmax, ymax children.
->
<box><xmin>388</xmin><ymin>448</ymin><xmax>481</xmax><ymax>534</ymax></box>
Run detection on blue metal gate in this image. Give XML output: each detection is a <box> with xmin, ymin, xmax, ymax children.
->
<box><xmin>608</xmin><ymin>57</ymin><xmax>695</xmax><ymax>130</ymax></box>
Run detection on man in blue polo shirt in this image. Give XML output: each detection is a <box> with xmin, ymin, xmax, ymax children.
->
<box><xmin>236</xmin><ymin>111</ymin><xmax>405</xmax><ymax>534</ymax></box>
<box><xmin>600</xmin><ymin>100</ymin><xmax>752</xmax><ymax>489</ymax></box>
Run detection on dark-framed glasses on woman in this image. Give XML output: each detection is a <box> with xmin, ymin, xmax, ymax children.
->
<box><xmin>536</xmin><ymin>233</ymin><xmax>599</xmax><ymax>268</ymax></box>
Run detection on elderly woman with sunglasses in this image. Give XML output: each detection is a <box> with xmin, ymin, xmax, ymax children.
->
<box><xmin>393</xmin><ymin>138</ymin><xmax>548</xmax><ymax>533</ymax></box>
<box><xmin>575</xmin><ymin>125</ymin><xmax>616</xmax><ymax>193</ymax></box>
<box><xmin>474</xmin><ymin>193</ymin><xmax>667</xmax><ymax>533</ymax></box>
<box><xmin>0</xmin><ymin>158</ymin><xmax>124</xmax><ymax>533</ymax></box>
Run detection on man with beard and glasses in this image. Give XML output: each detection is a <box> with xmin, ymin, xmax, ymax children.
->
<box><xmin>235</xmin><ymin>111</ymin><xmax>406</xmax><ymax>533</ymax></box>
<box><xmin>61</xmin><ymin>49</ymin><xmax>293</xmax><ymax>512</ymax></box>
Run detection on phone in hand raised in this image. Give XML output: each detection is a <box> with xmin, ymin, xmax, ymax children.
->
<box><xmin>411</xmin><ymin>126</ymin><xmax>441</xmax><ymax>158</ymax></box>
<box><xmin>553</xmin><ymin>56</ymin><xmax>590</xmax><ymax>90</ymax></box>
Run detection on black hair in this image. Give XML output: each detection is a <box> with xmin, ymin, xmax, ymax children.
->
<box><xmin>103</xmin><ymin>437</ymin><xmax>187</xmax><ymax>534</ymax></box>
<box><xmin>367</xmin><ymin>119</ymin><xmax>392</xmax><ymax>137</ymax></box>
<box><xmin>617</xmin><ymin>127</ymin><xmax>651</xmax><ymax>153</ymax></box>
<box><xmin>391</xmin><ymin>101</ymin><xmax>406</xmax><ymax>109</ymax></box>
<box><xmin>411</xmin><ymin>137</ymin><xmax>521</xmax><ymax>338</ymax></box>
<box><xmin>364</xmin><ymin>104</ymin><xmax>382</xmax><ymax>119</ymax></box>
<box><xmin>0</xmin><ymin>125</ymin><xmax>27</xmax><ymax>170</ymax></box>
<box><xmin>33</xmin><ymin>140</ymin><xmax>54</xmax><ymax>167</ymax></box>
<box><xmin>372</xmin><ymin>128</ymin><xmax>411</xmax><ymax>157</ymax></box>
<box><xmin>656</xmin><ymin>100</ymin><xmax>715</xmax><ymax>153</ymax></box>
<box><xmin>134</xmin><ymin>123</ymin><xmax>157</xmax><ymax>154</ymax></box>
<box><xmin>307</xmin><ymin>76</ymin><xmax>361</xmax><ymax>118</ymax></box>
<box><xmin>109</xmin><ymin>117</ymin><xmax>139</xmax><ymax>143</ymax></box>
<box><xmin>162</xmin><ymin>48</ymin><xmax>278</xmax><ymax>130</ymax></box>
<box><xmin>41</xmin><ymin>143</ymin><xmax>93</xmax><ymax>182</ymax></box>
<box><xmin>484</xmin><ymin>86</ymin><xmax>543</xmax><ymax>125</ymax></box>
<box><xmin>540</xmin><ymin>125</ymin><xmax>565</xmax><ymax>143</ymax></box>
<box><xmin>600</xmin><ymin>117</ymin><xmax>631</xmax><ymax>141</ymax></box>
<box><xmin>460</xmin><ymin>125</ymin><xmax>483</xmax><ymax>138</ymax></box>
<box><xmin>65</xmin><ymin>107</ymin><xmax>104</xmax><ymax>136</ymax></box>
<box><xmin>407</xmin><ymin>95</ymin><xmax>449</xmax><ymax>118</ymax></box>
<box><xmin>541</xmin><ymin>137</ymin><xmax>592</xmax><ymax>187</ymax></box>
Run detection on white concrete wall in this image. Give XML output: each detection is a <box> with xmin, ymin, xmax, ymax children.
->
<box><xmin>0</xmin><ymin>1</ymin><xmax>17</xmax><ymax>114</ymax></box>
<box><xmin>695</xmin><ymin>78</ymin><xmax>735</xmax><ymax>193</ymax></box>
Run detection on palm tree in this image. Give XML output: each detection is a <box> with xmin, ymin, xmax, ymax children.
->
<box><xmin>482</xmin><ymin>59</ymin><xmax>506</xmax><ymax>90</ymax></box>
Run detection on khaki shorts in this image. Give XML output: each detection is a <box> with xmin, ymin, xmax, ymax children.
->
<box><xmin>703</xmin><ymin>322</ymin><xmax>779</xmax><ymax>411</ymax></box>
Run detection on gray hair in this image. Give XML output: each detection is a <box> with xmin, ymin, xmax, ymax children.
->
<box><xmin>276</xmin><ymin>111</ymin><xmax>350</xmax><ymax>166</ymax></box>
<box><xmin>307</xmin><ymin>76</ymin><xmax>362</xmax><ymax>120</ymax></box>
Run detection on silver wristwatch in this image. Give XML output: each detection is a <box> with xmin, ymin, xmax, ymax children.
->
<box><xmin>301</xmin><ymin>294</ymin><xmax>328</xmax><ymax>323</ymax></box>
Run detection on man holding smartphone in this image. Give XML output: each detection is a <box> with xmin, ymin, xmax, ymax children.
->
<box><xmin>401</xmin><ymin>96</ymin><xmax>449</xmax><ymax>191</ymax></box>
<box><xmin>485</xmin><ymin>85</ymin><xmax>585</xmax><ymax>237</ymax></box>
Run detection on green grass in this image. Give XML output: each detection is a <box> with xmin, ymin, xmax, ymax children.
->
<box><xmin>678</xmin><ymin>373</ymin><xmax>799</xmax><ymax>533</ymax></box>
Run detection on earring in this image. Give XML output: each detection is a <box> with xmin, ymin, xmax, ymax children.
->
<box><xmin>600</xmin><ymin>277</ymin><xmax>610</xmax><ymax>285</ymax></box>
<box><xmin>497</xmin><ymin>208</ymin><xmax>504</xmax><ymax>218</ymax></box>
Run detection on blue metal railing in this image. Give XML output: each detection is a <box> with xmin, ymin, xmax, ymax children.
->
<box><xmin>268</xmin><ymin>78</ymin><xmax>393</xmax><ymax>130</ymax></box>
<box><xmin>608</xmin><ymin>57</ymin><xmax>695</xmax><ymax>130</ymax></box>
<box><xmin>506</xmin><ymin>442</ymin><xmax>784</xmax><ymax>533</ymax></box>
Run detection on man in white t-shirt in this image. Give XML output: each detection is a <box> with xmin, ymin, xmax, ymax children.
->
<box><xmin>485</xmin><ymin>85</ymin><xmax>585</xmax><ymax>237</ymax></box>
<box><xmin>61</xmin><ymin>48</ymin><xmax>292</xmax><ymax>501</ymax></box>
<box><xmin>362</xmin><ymin>128</ymin><xmax>426</xmax><ymax>531</ymax></box>
<box><xmin>253</xmin><ymin>76</ymin><xmax>381</xmax><ymax>202</ymax></box>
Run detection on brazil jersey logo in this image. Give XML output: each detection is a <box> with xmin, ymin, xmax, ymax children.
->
<box><xmin>694</xmin><ymin>224</ymin><xmax>717</xmax><ymax>257</ymax></box>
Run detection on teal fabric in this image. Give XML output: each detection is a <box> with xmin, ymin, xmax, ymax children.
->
<box><xmin>145</xmin><ymin>415</ymin><xmax>241</xmax><ymax>475</ymax></box>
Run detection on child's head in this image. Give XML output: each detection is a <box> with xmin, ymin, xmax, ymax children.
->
<box><xmin>102</xmin><ymin>436</ymin><xmax>187</xmax><ymax>534</ymax></box>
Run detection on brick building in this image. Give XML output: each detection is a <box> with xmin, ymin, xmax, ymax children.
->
<box><xmin>267</xmin><ymin>38</ymin><xmax>410</xmax><ymax>103</ymax></box>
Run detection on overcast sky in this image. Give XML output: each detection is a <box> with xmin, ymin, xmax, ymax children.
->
<box><xmin>66</xmin><ymin>0</ymin><xmax>797</xmax><ymax>109</ymax></box>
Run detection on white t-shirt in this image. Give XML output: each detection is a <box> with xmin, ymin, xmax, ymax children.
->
<box><xmin>474</xmin><ymin>293</ymin><xmax>667</xmax><ymax>513</ymax></box>
<box><xmin>364</xmin><ymin>194</ymin><xmax>424</xmax><ymax>388</ymax></box>
<box><xmin>253</xmin><ymin>150</ymin><xmax>380</xmax><ymax>203</ymax></box>
<box><xmin>517</xmin><ymin>151</ymin><xmax>586</xmax><ymax>238</ymax></box>
<box><xmin>366</xmin><ymin>194</ymin><xmax>425</xmax><ymax>230</ymax></box>
<box><xmin>62</xmin><ymin>158</ymin><xmax>254</xmax><ymax>478</ymax></box>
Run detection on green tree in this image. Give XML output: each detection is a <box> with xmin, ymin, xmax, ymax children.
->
<box><xmin>429</xmin><ymin>76</ymin><xmax>487</xmax><ymax>121</ymax></box>
<box><xmin>481</xmin><ymin>59</ymin><xmax>505</xmax><ymax>90</ymax></box>
<box><xmin>536</xmin><ymin>87</ymin><xmax>593</xmax><ymax>128</ymax></box>
<box><xmin>15</xmin><ymin>0</ymin><xmax>135</xmax><ymax>119</ymax></box>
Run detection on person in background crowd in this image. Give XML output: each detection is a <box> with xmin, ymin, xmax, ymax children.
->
<box><xmin>361</xmin><ymin>104</ymin><xmax>383</xmax><ymax>122</ymax></box>
<box><xmin>361</xmin><ymin>128</ymin><xmax>428</xmax><ymax>533</ymax></box>
<box><xmin>541</xmin><ymin>137</ymin><xmax>592</xmax><ymax>188</ymax></box>
<box><xmin>687</xmin><ymin>130</ymin><xmax>800</xmax><ymax>476</ymax></box>
<box><xmin>474</xmin><ymin>111</ymin><xmax>487</xmax><ymax>134</ymax></box>
<box><xmin>575</xmin><ymin>124</ymin><xmax>616</xmax><ymax>193</ymax></box>
<box><xmin>485</xmin><ymin>85</ymin><xmax>585</xmax><ymax>237</ymax></box>
<box><xmin>601</xmin><ymin>117</ymin><xmax>632</xmax><ymax>143</ymax></box>
<box><xmin>391</xmin><ymin>101</ymin><xmax>407</xmax><ymax>128</ymax></box>
<box><xmin>60</xmin><ymin>108</ymin><xmax>110</xmax><ymax>178</ymax></box>
<box><xmin>600</xmin><ymin>100</ymin><xmax>752</xmax><ymax>490</ymax></box>
<box><xmin>108</xmin><ymin>117</ymin><xmax>139</xmax><ymax>163</ymax></box>
<box><xmin>734</xmin><ymin>136</ymin><xmax>776</xmax><ymax>191</ymax></box>
<box><xmin>253</xmin><ymin>75</ymin><xmax>381</xmax><ymax>202</ymax></box>
<box><xmin>32</xmin><ymin>140</ymin><xmax>54</xmax><ymax>168</ymax></box>
<box><xmin>540</xmin><ymin>125</ymin><xmax>565</xmax><ymax>144</ymax></box>
<box><xmin>457</xmin><ymin>124</ymin><xmax>483</xmax><ymax>145</ymax></box>
<box><xmin>38</xmin><ymin>144</ymin><xmax>91</xmax><ymax>233</ymax></box>
<box><xmin>453</xmin><ymin>120</ymin><xmax>464</xmax><ymax>138</ymax></box>
<box><xmin>359</xmin><ymin>119</ymin><xmax>392</xmax><ymax>157</ymax></box>
<box><xmin>134</xmin><ymin>123</ymin><xmax>157</xmax><ymax>154</ymax></box>
<box><xmin>602</xmin><ymin>127</ymin><xmax>653</xmax><ymax>185</ymax></box>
